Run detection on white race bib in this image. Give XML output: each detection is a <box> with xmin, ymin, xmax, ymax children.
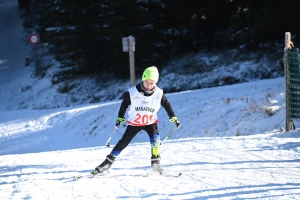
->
<box><xmin>127</xmin><ymin>86</ymin><xmax>163</xmax><ymax>126</ymax></box>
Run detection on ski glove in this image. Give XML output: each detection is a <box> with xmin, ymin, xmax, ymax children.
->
<box><xmin>115</xmin><ymin>117</ymin><xmax>126</xmax><ymax>128</ymax></box>
<box><xmin>170</xmin><ymin>117</ymin><xmax>181</xmax><ymax>129</ymax></box>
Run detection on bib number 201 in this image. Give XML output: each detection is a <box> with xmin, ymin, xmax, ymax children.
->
<box><xmin>133</xmin><ymin>114</ymin><xmax>153</xmax><ymax>125</ymax></box>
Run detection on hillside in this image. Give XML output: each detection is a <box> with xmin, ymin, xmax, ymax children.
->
<box><xmin>1</xmin><ymin>77</ymin><xmax>300</xmax><ymax>199</ymax></box>
<box><xmin>0</xmin><ymin>1</ymin><xmax>283</xmax><ymax>111</ymax></box>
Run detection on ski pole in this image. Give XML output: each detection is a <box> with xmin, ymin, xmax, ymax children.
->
<box><xmin>105</xmin><ymin>127</ymin><xmax>118</xmax><ymax>147</ymax></box>
<box><xmin>162</xmin><ymin>126</ymin><xmax>177</xmax><ymax>143</ymax></box>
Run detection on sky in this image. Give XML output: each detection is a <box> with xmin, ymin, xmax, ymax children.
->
<box><xmin>1</xmin><ymin>0</ymin><xmax>300</xmax><ymax>199</ymax></box>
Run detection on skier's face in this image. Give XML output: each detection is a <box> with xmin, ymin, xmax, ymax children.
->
<box><xmin>143</xmin><ymin>80</ymin><xmax>156</xmax><ymax>91</ymax></box>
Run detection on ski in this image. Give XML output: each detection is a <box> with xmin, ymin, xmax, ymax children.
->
<box><xmin>144</xmin><ymin>172</ymin><xmax>182</xmax><ymax>178</ymax></box>
<box><xmin>74</xmin><ymin>170</ymin><xmax>106</xmax><ymax>180</ymax></box>
<box><xmin>74</xmin><ymin>171</ymin><xmax>182</xmax><ymax>180</ymax></box>
<box><xmin>164</xmin><ymin>172</ymin><xmax>182</xmax><ymax>178</ymax></box>
<box><xmin>74</xmin><ymin>174</ymin><xmax>93</xmax><ymax>180</ymax></box>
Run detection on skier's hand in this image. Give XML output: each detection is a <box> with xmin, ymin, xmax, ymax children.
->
<box><xmin>170</xmin><ymin>117</ymin><xmax>181</xmax><ymax>129</ymax></box>
<box><xmin>115</xmin><ymin>117</ymin><xmax>126</xmax><ymax>128</ymax></box>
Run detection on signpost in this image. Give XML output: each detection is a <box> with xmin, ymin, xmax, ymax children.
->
<box><xmin>28</xmin><ymin>32</ymin><xmax>40</xmax><ymax>75</ymax></box>
<box><xmin>122</xmin><ymin>36</ymin><xmax>136</xmax><ymax>86</ymax></box>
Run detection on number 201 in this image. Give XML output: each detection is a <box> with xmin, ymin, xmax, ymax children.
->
<box><xmin>133</xmin><ymin>114</ymin><xmax>153</xmax><ymax>125</ymax></box>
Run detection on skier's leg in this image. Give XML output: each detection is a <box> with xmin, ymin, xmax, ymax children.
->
<box><xmin>111</xmin><ymin>125</ymin><xmax>142</xmax><ymax>156</ymax></box>
<box><xmin>145</xmin><ymin>124</ymin><xmax>160</xmax><ymax>155</ymax></box>
<box><xmin>94</xmin><ymin>125</ymin><xmax>142</xmax><ymax>173</ymax></box>
<box><xmin>145</xmin><ymin>124</ymin><xmax>163</xmax><ymax>173</ymax></box>
<box><xmin>150</xmin><ymin>133</ymin><xmax>161</xmax><ymax>157</ymax></box>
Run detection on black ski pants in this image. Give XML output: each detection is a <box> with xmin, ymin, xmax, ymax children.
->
<box><xmin>112</xmin><ymin>124</ymin><xmax>158</xmax><ymax>154</ymax></box>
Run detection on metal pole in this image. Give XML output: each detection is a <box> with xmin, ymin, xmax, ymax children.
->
<box><xmin>128</xmin><ymin>36</ymin><xmax>136</xmax><ymax>86</ymax></box>
<box><xmin>34</xmin><ymin>45</ymin><xmax>37</xmax><ymax>76</ymax></box>
<box><xmin>162</xmin><ymin>127</ymin><xmax>177</xmax><ymax>143</ymax></box>
<box><xmin>105</xmin><ymin>127</ymin><xmax>119</xmax><ymax>147</ymax></box>
<box><xmin>284</xmin><ymin>32</ymin><xmax>294</xmax><ymax>131</ymax></box>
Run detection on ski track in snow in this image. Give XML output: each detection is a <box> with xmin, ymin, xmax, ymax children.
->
<box><xmin>1</xmin><ymin>134</ymin><xmax>300</xmax><ymax>199</ymax></box>
<box><xmin>1</xmin><ymin>77</ymin><xmax>300</xmax><ymax>199</ymax></box>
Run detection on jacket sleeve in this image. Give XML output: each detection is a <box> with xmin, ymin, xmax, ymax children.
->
<box><xmin>118</xmin><ymin>92</ymin><xmax>131</xmax><ymax>118</ymax></box>
<box><xmin>161</xmin><ymin>94</ymin><xmax>176</xmax><ymax>118</ymax></box>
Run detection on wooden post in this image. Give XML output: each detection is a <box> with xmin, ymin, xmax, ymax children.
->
<box><xmin>122</xmin><ymin>36</ymin><xmax>136</xmax><ymax>86</ymax></box>
<box><xmin>284</xmin><ymin>32</ymin><xmax>294</xmax><ymax>131</ymax></box>
<box><xmin>128</xmin><ymin>36</ymin><xmax>136</xmax><ymax>86</ymax></box>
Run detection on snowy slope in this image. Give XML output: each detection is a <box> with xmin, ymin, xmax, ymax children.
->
<box><xmin>1</xmin><ymin>108</ymin><xmax>300</xmax><ymax>199</ymax></box>
<box><xmin>0</xmin><ymin>0</ymin><xmax>32</xmax><ymax>111</ymax></box>
<box><xmin>2</xmin><ymin>77</ymin><xmax>300</xmax><ymax>199</ymax></box>
<box><xmin>0</xmin><ymin>0</ymin><xmax>30</xmax><ymax>82</ymax></box>
<box><xmin>4</xmin><ymin>134</ymin><xmax>300</xmax><ymax>200</ymax></box>
<box><xmin>0</xmin><ymin>77</ymin><xmax>288</xmax><ymax>155</ymax></box>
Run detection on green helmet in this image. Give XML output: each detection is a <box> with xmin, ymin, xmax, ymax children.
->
<box><xmin>142</xmin><ymin>66</ymin><xmax>159</xmax><ymax>83</ymax></box>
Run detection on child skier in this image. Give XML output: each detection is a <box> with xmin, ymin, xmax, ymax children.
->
<box><xmin>93</xmin><ymin>66</ymin><xmax>181</xmax><ymax>175</ymax></box>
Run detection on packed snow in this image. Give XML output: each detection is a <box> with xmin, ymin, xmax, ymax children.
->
<box><xmin>1</xmin><ymin>79</ymin><xmax>300</xmax><ymax>199</ymax></box>
<box><xmin>1</xmin><ymin>0</ymin><xmax>300</xmax><ymax>199</ymax></box>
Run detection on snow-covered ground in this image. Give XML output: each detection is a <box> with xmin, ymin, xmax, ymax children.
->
<box><xmin>2</xmin><ymin>77</ymin><xmax>300</xmax><ymax>199</ymax></box>
<box><xmin>1</xmin><ymin>0</ymin><xmax>300</xmax><ymax>199</ymax></box>
<box><xmin>1</xmin><ymin>131</ymin><xmax>300</xmax><ymax>199</ymax></box>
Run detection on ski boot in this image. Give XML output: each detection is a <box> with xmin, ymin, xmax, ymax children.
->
<box><xmin>151</xmin><ymin>155</ymin><xmax>164</xmax><ymax>174</ymax></box>
<box><xmin>92</xmin><ymin>154</ymin><xmax>115</xmax><ymax>175</ymax></box>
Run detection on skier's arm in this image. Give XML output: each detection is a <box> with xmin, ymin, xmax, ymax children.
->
<box><xmin>118</xmin><ymin>92</ymin><xmax>131</xmax><ymax>118</ymax></box>
<box><xmin>161</xmin><ymin>94</ymin><xmax>176</xmax><ymax>118</ymax></box>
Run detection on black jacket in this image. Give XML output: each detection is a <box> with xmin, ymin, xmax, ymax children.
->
<box><xmin>118</xmin><ymin>84</ymin><xmax>175</xmax><ymax>119</ymax></box>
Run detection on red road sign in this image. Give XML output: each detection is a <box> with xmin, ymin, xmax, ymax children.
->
<box><xmin>28</xmin><ymin>33</ymin><xmax>40</xmax><ymax>45</ymax></box>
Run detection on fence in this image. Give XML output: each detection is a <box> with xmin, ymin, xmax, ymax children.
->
<box><xmin>284</xmin><ymin>32</ymin><xmax>300</xmax><ymax>130</ymax></box>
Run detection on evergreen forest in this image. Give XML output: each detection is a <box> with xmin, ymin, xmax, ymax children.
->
<box><xmin>19</xmin><ymin>0</ymin><xmax>300</xmax><ymax>79</ymax></box>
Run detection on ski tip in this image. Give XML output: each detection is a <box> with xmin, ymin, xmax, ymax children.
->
<box><xmin>91</xmin><ymin>170</ymin><xmax>98</xmax><ymax>176</ymax></box>
<box><xmin>74</xmin><ymin>175</ymin><xmax>83</xmax><ymax>179</ymax></box>
<box><xmin>164</xmin><ymin>172</ymin><xmax>182</xmax><ymax>178</ymax></box>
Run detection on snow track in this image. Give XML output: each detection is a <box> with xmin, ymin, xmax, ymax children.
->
<box><xmin>1</xmin><ymin>133</ymin><xmax>300</xmax><ymax>199</ymax></box>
